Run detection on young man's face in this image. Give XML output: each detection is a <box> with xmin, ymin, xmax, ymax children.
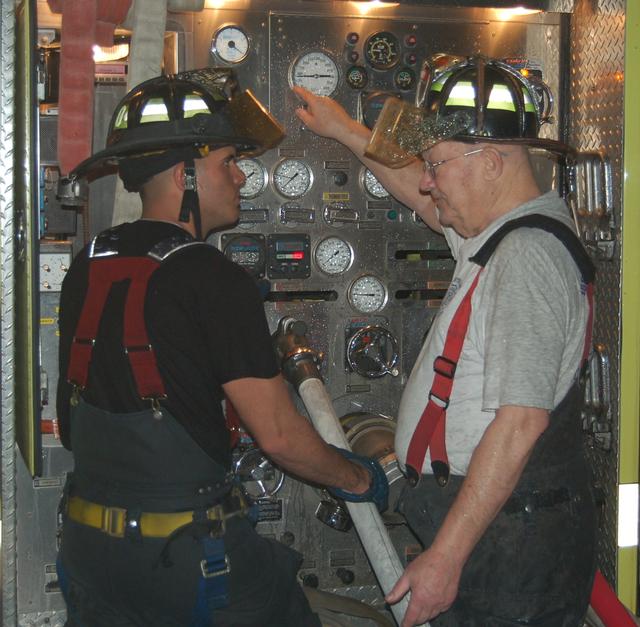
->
<box><xmin>196</xmin><ymin>146</ymin><xmax>246</xmax><ymax>232</ymax></box>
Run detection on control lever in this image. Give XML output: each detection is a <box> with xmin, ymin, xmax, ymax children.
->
<box><xmin>582</xmin><ymin>344</ymin><xmax>613</xmax><ymax>450</ymax></box>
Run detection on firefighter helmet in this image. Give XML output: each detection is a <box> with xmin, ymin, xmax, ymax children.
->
<box><xmin>365</xmin><ymin>55</ymin><xmax>572</xmax><ymax>167</ymax></box>
<box><xmin>70</xmin><ymin>67</ymin><xmax>285</xmax><ymax>188</ymax></box>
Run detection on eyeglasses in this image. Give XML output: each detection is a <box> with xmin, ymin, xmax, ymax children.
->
<box><xmin>422</xmin><ymin>148</ymin><xmax>486</xmax><ymax>179</ymax></box>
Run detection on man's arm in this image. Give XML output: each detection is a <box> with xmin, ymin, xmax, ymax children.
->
<box><xmin>386</xmin><ymin>404</ymin><xmax>549</xmax><ymax>627</ymax></box>
<box><xmin>223</xmin><ymin>374</ymin><xmax>371</xmax><ymax>493</ymax></box>
<box><xmin>292</xmin><ymin>86</ymin><xmax>441</xmax><ymax>233</ymax></box>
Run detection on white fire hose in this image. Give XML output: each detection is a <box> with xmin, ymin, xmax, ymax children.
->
<box><xmin>274</xmin><ymin>318</ymin><xmax>428</xmax><ymax>627</ymax></box>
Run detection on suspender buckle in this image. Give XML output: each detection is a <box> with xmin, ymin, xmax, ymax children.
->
<box><xmin>124</xmin><ymin>344</ymin><xmax>153</xmax><ymax>354</ymax></box>
<box><xmin>433</xmin><ymin>356</ymin><xmax>457</xmax><ymax>379</ymax></box>
<box><xmin>428</xmin><ymin>390</ymin><xmax>450</xmax><ymax>409</ymax></box>
<box><xmin>200</xmin><ymin>555</ymin><xmax>230</xmax><ymax>579</ymax></box>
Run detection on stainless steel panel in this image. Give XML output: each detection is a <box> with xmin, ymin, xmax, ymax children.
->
<box><xmin>568</xmin><ymin>0</ymin><xmax>625</xmax><ymax>586</ymax></box>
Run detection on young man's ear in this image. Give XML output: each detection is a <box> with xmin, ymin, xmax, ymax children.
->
<box><xmin>173</xmin><ymin>161</ymin><xmax>186</xmax><ymax>190</ymax></box>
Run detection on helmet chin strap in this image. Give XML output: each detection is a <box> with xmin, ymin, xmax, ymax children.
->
<box><xmin>178</xmin><ymin>158</ymin><xmax>203</xmax><ymax>240</ymax></box>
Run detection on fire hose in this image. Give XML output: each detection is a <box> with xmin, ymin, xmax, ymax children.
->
<box><xmin>274</xmin><ymin>317</ymin><xmax>427</xmax><ymax>627</ymax></box>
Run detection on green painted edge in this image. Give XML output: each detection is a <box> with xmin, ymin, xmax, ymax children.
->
<box><xmin>618</xmin><ymin>0</ymin><xmax>640</xmax><ymax>611</ymax></box>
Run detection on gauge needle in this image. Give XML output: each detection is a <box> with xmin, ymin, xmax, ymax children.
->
<box><xmin>296</xmin><ymin>74</ymin><xmax>334</xmax><ymax>78</ymax></box>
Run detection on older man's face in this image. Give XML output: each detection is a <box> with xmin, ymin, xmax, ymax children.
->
<box><xmin>419</xmin><ymin>141</ymin><xmax>488</xmax><ymax>238</ymax></box>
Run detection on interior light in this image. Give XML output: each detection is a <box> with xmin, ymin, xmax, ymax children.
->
<box><xmin>350</xmin><ymin>1</ymin><xmax>400</xmax><ymax>15</ymax></box>
<box><xmin>204</xmin><ymin>0</ymin><xmax>227</xmax><ymax>7</ymax></box>
<box><xmin>495</xmin><ymin>8</ymin><xmax>542</xmax><ymax>20</ymax></box>
<box><xmin>93</xmin><ymin>43</ymin><xmax>129</xmax><ymax>63</ymax></box>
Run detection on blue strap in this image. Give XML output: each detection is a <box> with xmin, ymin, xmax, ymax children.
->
<box><xmin>189</xmin><ymin>535</ymin><xmax>229</xmax><ymax>627</ymax></box>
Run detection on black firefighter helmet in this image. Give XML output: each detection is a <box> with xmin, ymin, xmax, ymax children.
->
<box><xmin>68</xmin><ymin>67</ymin><xmax>285</xmax><ymax>237</ymax></box>
<box><xmin>365</xmin><ymin>54</ymin><xmax>572</xmax><ymax>168</ymax></box>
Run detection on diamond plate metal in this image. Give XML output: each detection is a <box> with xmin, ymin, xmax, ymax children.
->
<box><xmin>1</xmin><ymin>0</ymin><xmax>18</xmax><ymax>625</ymax></box>
<box><xmin>569</xmin><ymin>0</ymin><xmax>625</xmax><ymax>587</ymax></box>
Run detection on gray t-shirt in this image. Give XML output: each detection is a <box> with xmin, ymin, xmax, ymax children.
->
<box><xmin>395</xmin><ymin>191</ymin><xmax>590</xmax><ymax>475</ymax></box>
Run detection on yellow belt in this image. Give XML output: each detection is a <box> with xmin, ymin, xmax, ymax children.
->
<box><xmin>66</xmin><ymin>490</ymin><xmax>246</xmax><ymax>539</ymax></box>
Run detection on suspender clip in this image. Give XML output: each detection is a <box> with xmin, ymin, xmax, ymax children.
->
<box><xmin>433</xmin><ymin>355</ymin><xmax>457</xmax><ymax>379</ymax></box>
<box><xmin>428</xmin><ymin>390</ymin><xmax>450</xmax><ymax>409</ymax></box>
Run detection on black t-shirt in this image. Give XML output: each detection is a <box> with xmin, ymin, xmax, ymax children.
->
<box><xmin>57</xmin><ymin>220</ymin><xmax>279</xmax><ymax>468</ymax></box>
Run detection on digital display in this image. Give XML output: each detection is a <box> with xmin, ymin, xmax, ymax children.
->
<box><xmin>267</xmin><ymin>234</ymin><xmax>311</xmax><ymax>279</ymax></box>
<box><xmin>276</xmin><ymin>240</ymin><xmax>305</xmax><ymax>252</ymax></box>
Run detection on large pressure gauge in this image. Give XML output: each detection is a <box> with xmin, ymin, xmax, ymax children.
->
<box><xmin>237</xmin><ymin>158</ymin><xmax>267</xmax><ymax>199</ymax></box>
<box><xmin>273</xmin><ymin>159</ymin><xmax>313</xmax><ymax>199</ymax></box>
<box><xmin>314</xmin><ymin>236</ymin><xmax>353</xmax><ymax>275</ymax></box>
<box><xmin>364</xmin><ymin>31</ymin><xmax>400</xmax><ymax>70</ymax></box>
<box><xmin>211</xmin><ymin>25</ymin><xmax>250</xmax><ymax>64</ymax></box>
<box><xmin>362</xmin><ymin>168</ymin><xmax>390</xmax><ymax>199</ymax></box>
<box><xmin>348</xmin><ymin>275</ymin><xmax>387</xmax><ymax>313</ymax></box>
<box><xmin>289</xmin><ymin>50</ymin><xmax>340</xmax><ymax>97</ymax></box>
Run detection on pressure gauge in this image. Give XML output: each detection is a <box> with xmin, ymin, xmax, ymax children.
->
<box><xmin>211</xmin><ymin>25</ymin><xmax>250</xmax><ymax>64</ymax></box>
<box><xmin>364</xmin><ymin>31</ymin><xmax>400</xmax><ymax>70</ymax></box>
<box><xmin>394</xmin><ymin>67</ymin><xmax>416</xmax><ymax>91</ymax></box>
<box><xmin>273</xmin><ymin>159</ymin><xmax>313</xmax><ymax>199</ymax></box>
<box><xmin>346</xmin><ymin>65</ymin><xmax>368</xmax><ymax>90</ymax></box>
<box><xmin>237</xmin><ymin>158</ymin><xmax>267</xmax><ymax>199</ymax></box>
<box><xmin>314</xmin><ymin>236</ymin><xmax>353</xmax><ymax>275</ymax></box>
<box><xmin>348</xmin><ymin>275</ymin><xmax>387</xmax><ymax>313</ymax></box>
<box><xmin>362</xmin><ymin>169</ymin><xmax>390</xmax><ymax>199</ymax></box>
<box><xmin>290</xmin><ymin>50</ymin><xmax>340</xmax><ymax>97</ymax></box>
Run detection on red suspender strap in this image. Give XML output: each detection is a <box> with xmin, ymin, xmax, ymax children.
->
<box><xmin>405</xmin><ymin>268</ymin><xmax>484</xmax><ymax>487</ymax></box>
<box><xmin>66</xmin><ymin>257</ymin><xmax>167</xmax><ymax>400</ymax></box>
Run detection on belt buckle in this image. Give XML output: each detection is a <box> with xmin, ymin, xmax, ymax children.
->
<box><xmin>102</xmin><ymin>506</ymin><xmax>127</xmax><ymax>538</ymax></box>
<box><xmin>200</xmin><ymin>555</ymin><xmax>230</xmax><ymax>579</ymax></box>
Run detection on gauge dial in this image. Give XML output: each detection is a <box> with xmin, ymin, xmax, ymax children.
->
<box><xmin>290</xmin><ymin>50</ymin><xmax>340</xmax><ymax>97</ymax></box>
<box><xmin>362</xmin><ymin>169</ymin><xmax>390</xmax><ymax>199</ymax></box>
<box><xmin>349</xmin><ymin>275</ymin><xmax>387</xmax><ymax>313</ymax></box>
<box><xmin>346</xmin><ymin>65</ymin><xmax>368</xmax><ymax>90</ymax></box>
<box><xmin>394</xmin><ymin>67</ymin><xmax>416</xmax><ymax>91</ymax></box>
<box><xmin>364</xmin><ymin>31</ymin><xmax>400</xmax><ymax>70</ymax></box>
<box><xmin>211</xmin><ymin>25</ymin><xmax>250</xmax><ymax>64</ymax></box>
<box><xmin>273</xmin><ymin>159</ymin><xmax>313</xmax><ymax>199</ymax></box>
<box><xmin>314</xmin><ymin>237</ymin><xmax>353</xmax><ymax>275</ymax></box>
<box><xmin>237</xmin><ymin>158</ymin><xmax>267</xmax><ymax>199</ymax></box>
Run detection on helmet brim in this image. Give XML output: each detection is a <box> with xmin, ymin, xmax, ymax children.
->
<box><xmin>70</xmin><ymin>89</ymin><xmax>285</xmax><ymax>182</ymax></box>
<box><xmin>364</xmin><ymin>97</ymin><xmax>575</xmax><ymax>168</ymax></box>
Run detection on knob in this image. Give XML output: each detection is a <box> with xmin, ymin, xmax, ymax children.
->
<box><xmin>336</xmin><ymin>568</ymin><xmax>355</xmax><ymax>585</ymax></box>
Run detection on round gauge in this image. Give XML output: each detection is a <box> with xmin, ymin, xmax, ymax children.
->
<box><xmin>364</xmin><ymin>31</ymin><xmax>400</xmax><ymax>70</ymax></box>
<box><xmin>346</xmin><ymin>65</ymin><xmax>368</xmax><ymax>90</ymax></box>
<box><xmin>221</xmin><ymin>234</ymin><xmax>266</xmax><ymax>278</ymax></box>
<box><xmin>362</xmin><ymin>91</ymin><xmax>402</xmax><ymax>130</ymax></box>
<box><xmin>289</xmin><ymin>50</ymin><xmax>340</xmax><ymax>97</ymax></box>
<box><xmin>349</xmin><ymin>275</ymin><xmax>387</xmax><ymax>314</ymax></box>
<box><xmin>211</xmin><ymin>25</ymin><xmax>250</xmax><ymax>64</ymax></box>
<box><xmin>237</xmin><ymin>158</ymin><xmax>267</xmax><ymax>199</ymax></box>
<box><xmin>314</xmin><ymin>237</ymin><xmax>353</xmax><ymax>275</ymax></box>
<box><xmin>273</xmin><ymin>159</ymin><xmax>313</xmax><ymax>199</ymax></box>
<box><xmin>394</xmin><ymin>67</ymin><xmax>416</xmax><ymax>91</ymax></box>
<box><xmin>362</xmin><ymin>169</ymin><xmax>390</xmax><ymax>199</ymax></box>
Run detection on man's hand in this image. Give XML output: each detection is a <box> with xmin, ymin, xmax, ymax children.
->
<box><xmin>292</xmin><ymin>86</ymin><xmax>363</xmax><ymax>141</ymax></box>
<box><xmin>385</xmin><ymin>547</ymin><xmax>462</xmax><ymax>627</ymax></box>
